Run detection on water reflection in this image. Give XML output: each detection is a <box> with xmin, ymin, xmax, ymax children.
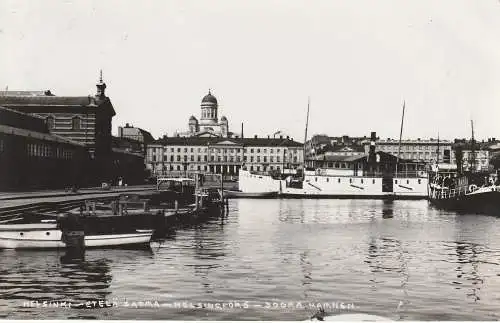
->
<box><xmin>382</xmin><ymin>200</ymin><xmax>394</xmax><ymax>219</ymax></box>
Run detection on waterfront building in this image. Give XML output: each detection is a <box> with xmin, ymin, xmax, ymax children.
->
<box><xmin>0</xmin><ymin>73</ymin><xmax>115</xmax><ymax>161</ymax></box>
<box><xmin>146</xmin><ymin>136</ymin><xmax>303</xmax><ymax>177</ymax></box>
<box><xmin>363</xmin><ymin>138</ymin><xmax>453</xmax><ymax>164</ymax></box>
<box><xmin>0</xmin><ymin>106</ymin><xmax>88</xmax><ymax>190</ymax></box>
<box><xmin>305</xmin><ymin>134</ymin><xmax>370</xmax><ymax>160</ymax></box>
<box><xmin>174</xmin><ymin>90</ymin><xmax>240</xmax><ymax>138</ymax></box>
<box><xmin>0</xmin><ymin>74</ymin><xmax>148</xmax><ymax>186</ymax></box>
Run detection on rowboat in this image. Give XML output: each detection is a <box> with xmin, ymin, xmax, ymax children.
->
<box><xmin>0</xmin><ymin>222</ymin><xmax>153</xmax><ymax>249</ymax></box>
<box><xmin>223</xmin><ymin>189</ymin><xmax>278</xmax><ymax>198</ymax></box>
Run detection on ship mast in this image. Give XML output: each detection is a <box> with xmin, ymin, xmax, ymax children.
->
<box><xmin>303</xmin><ymin>96</ymin><xmax>310</xmax><ymax>179</ymax></box>
<box><xmin>470</xmin><ymin>119</ymin><xmax>476</xmax><ymax>172</ymax></box>
<box><xmin>396</xmin><ymin>100</ymin><xmax>405</xmax><ymax>177</ymax></box>
<box><xmin>436</xmin><ymin>132</ymin><xmax>440</xmax><ymax>164</ymax></box>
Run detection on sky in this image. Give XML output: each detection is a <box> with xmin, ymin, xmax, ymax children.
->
<box><xmin>1</xmin><ymin>0</ymin><xmax>500</xmax><ymax>142</ymax></box>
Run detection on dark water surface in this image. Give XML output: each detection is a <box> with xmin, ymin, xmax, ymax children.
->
<box><xmin>1</xmin><ymin>199</ymin><xmax>500</xmax><ymax>320</ymax></box>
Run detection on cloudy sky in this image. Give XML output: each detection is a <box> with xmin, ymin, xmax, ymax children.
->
<box><xmin>1</xmin><ymin>0</ymin><xmax>500</xmax><ymax>142</ymax></box>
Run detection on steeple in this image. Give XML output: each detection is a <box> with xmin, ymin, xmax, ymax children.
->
<box><xmin>96</xmin><ymin>69</ymin><xmax>107</xmax><ymax>98</ymax></box>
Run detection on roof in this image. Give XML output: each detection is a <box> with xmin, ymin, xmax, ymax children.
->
<box><xmin>153</xmin><ymin>136</ymin><xmax>303</xmax><ymax>147</ymax></box>
<box><xmin>0</xmin><ymin>90</ymin><xmax>54</xmax><ymax>96</ymax></box>
<box><xmin>0</xmin><ymin>95</ymin><xmax>98</xmax><ymax>106</ymax></box>
<box><xmin>201</xmin><ymin>91</ymin><xmax>217</xmax><ymax>104</ymax></box>
<box><xmin>0</xmin><ymin>124</ymin><xmax>84</xmax><ymax>146</ymax></box>
<box><xmin>0</xmin><ymin>94</ymin><xmax>116</xmax><ymax>116</ymax></box>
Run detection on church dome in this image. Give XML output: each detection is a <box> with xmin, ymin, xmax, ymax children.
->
<box><xmin>221</xmin><ymin>116</ymin><xmax>227</xmax><ymax>121</ymax></box>
<box><xmin>189</xmin><ymin>115</ymin><xmax>197</xmax><ymax>120</ymax></box>
<box><xmin>202</xmin><ymin>90</ymin><xmax>217</xmax><ymax>104</ymax></box>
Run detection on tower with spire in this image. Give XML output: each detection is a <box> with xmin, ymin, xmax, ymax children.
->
<box><xmin>95</xmin><ymin>70</ymin><xmax>107</xmax><ymax>100</ymax></box>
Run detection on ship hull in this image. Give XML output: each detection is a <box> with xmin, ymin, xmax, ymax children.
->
<box><xmin>429</xmin><ymin>189</ymin><xmax>500</xmax><ymax>214</ymax></box>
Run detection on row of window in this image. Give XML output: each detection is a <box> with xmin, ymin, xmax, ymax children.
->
<box><xmin>150</xmin><ymin>147</ymin><xmax>298</xmax><ymax>155</ymax></box>
<box><xmin>151</xmin><ymin>153</ymin><xmax>299</xmax><ymax>162</ymax></box>
<box><xmin>310</xmin><ymin>177</ymin><xmax>422</xmax><ymax>185</ymax></box>
<box><xmin>379</xmin><ymin>145</ymin><xmax>450</xmax><ymax>151</ymax></box>
<box><xmin>26</xmin><ymin>143</ymin><xmax>74</xmax><ymax>159</ymax></box>
<box><xmin>45</xmin><ymin>116</ymin><xmax>83</xmax><ymax>130</ymax></box>
<box><xmin>201</xmin><ymin>109</ymin><xmax>217</xmax><ymax>119</ymax></box>
<box><xmin>151</xmin><ymin>154</ymin><xmax>299</xmax><ymax>163</ymax></box>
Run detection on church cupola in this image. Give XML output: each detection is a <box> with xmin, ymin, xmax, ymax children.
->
<box><xmin>200</xmin><ymin>89</ymin><xmax>218</xmax><ymax>125</ymax></box>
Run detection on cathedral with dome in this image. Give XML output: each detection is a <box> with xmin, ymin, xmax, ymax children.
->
<box><xmin>176</xmin><ymin>90</ymin><xmax>239</xmax><ymax>138</ymax></box>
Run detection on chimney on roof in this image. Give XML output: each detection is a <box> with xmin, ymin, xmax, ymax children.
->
<box><xmin>254</xmin><ymin>135</ymin><xmax>257</xmax><ymax>139</ymax></box>
<box><xmin>241</xmin><ymin>122</ymin><xmax>244</xmax><ymax>139</ymax></box>
<box><xmin>286</xmin><ymin>136</ymin><xmax>289</xmax><ymax>140</ymax></box>
<box><xmin>280</xmin><ymin>135</ymin><xmax>283</xmax><ymax>139</ymax></box>
<box><xmin>268</xmin><ymin>135</ymin><xmax>270</xmax><ymax>139</ymax></box>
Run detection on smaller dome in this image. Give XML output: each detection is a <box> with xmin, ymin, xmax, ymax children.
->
<box><xmin>221</xmin><ymin>116</ymin><xmax>227</xmax><ymax>121</ymax></box>
<box><xmin>202</xmin><ymin>90</ymin><xmax>217</xmax><ymax>104</ymax></box>
<box><xmin>189</xmin><ymin>115</ymin><xmax>197</xmax><ymax>120</ymax></box>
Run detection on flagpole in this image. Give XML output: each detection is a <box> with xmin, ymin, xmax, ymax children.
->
<box><xmin>396</xmin><ymin>100</ymin><xmax>405</xmax><ymax>178</ymax></box>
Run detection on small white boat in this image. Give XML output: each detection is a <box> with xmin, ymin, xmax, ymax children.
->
<box><xmin>223</xmin><ymin>189</ymin><xmax>278</xmax><ymax>198</ymax></box>
<box><xmin>0</xmin><ymin>223</ymin><xmax>153</xmax><ymax>249</ymax></box>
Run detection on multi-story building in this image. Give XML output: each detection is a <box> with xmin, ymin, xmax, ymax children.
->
<box><xmin>0</xmin><ymin>73</ymin><xmax>115</xmax><ymax>160</ymax></box>
<box><xmin>305</xmin><ymin>134</ymin><xmax>370</xmax><ymax>160</ymax></box>
<box><xmin>0</xmin><ymin>106</ymin><xmax>88</xmax><ymax>190</ymax></box>
<box><xmin>363</xmin><ymin>138</ymin><xmax>453</xmax><ymax>164</ymax></box>
<box><xmin>146</xmin><ymin>136</ymin><xmax>303</xmax><ymax>177</ymax></box>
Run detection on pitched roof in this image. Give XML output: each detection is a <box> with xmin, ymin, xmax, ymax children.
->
<box><xmin>0</xmin><ymin>95</ymin><xmax>98</xmax><ymax>106</ymax></box>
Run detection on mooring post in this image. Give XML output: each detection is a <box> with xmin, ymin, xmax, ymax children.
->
<box><xmin>220</xmin><ymin>174</ymin><xmax>224</xmax><ymax>205</ymax></box>
<box><xmin>194</xmin><ymin>173</ymin><xmax>199</xmax><ymax>211</ymax></box>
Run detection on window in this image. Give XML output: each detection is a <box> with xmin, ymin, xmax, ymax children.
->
<box><xmin>191</xmin><ymin>156</ymin><xmax>194</xmax><ymax>161</ymax></box>
<box><xmin>315</xmin><ymin>177</ymin><xmax>318</xmax><ymax>182</ymax></box>
<box><xmin>184</xmin><ymin>155</ymin><xmax>187</xmax><ymax>161</ymax></box>
<box><xmin>326</xmin><ymin>177</ymin><xmax>329</xmax><ymax>182</ymax></box>
<box><xmin>170</xmin><ymin>156</ymin><xmax>174</xmax><ymax>162</ymax></box>
<box><xmin>177</xmin><ymin>148</ymin><xmax>181</xmax><ymax>153</ymax></box>
<box><xmin>244</xmin><ymin>156</ymin><xmax>247</xmax><ymax>161</ymax></box>
<box><xmin>407</xmin><ymin>180</ymin><xmax>409</xmax><ymax>184</ymax></box>
<box><xmin>349</xmin><ymin>178</ymin><xmax>352</xmax><ymax>183</ymax></box>
<box><xmin>263</xmin><ymin>156</ymin><xmax>267</xmax><ymax>162</ymax></box>
<box><xmin>250</xmin><ymin>156</ymin><xmax>254</xmax><ymax>162</ymax></box>
<box><xmin>71</xmin><ymin>116</ymin><xmax>81</xmax><ymax>130</ymax></box>
<box><xmin>277</xmin><ymin>156</ymin><xmax>280</xmax><ymax>162</ymax></box>
<box><xmin>372</xmin><ymin>179</ymin><xmax>375</xmax><ymax>184</ymax></box>
<box><xmin>270</xmin><ymin>149</ymin><xmax>273</xmax><ymax>153</ymax></box>
<box><xmin>270</xmin><ymin>156</ymin><xmax>273</xmax><ymax>163</ymax></box>
<box><xmin>250</xmin><ymin>149</ymin><xmax>254</xmax><ymax>153</ymax></box>
<box><xmin>361</xmin><ymin>179</ymin><xmax>364</xmax><ymax>184</ymax></box>
<box><xmin>46</xmin><ymin>116</ymin><xmax>55</xmax><ymax>129</ymax></box>
<box><xmin>191</xmin><ymin>148</ymin><xmax>194</xmax><ymax>152</ymax></box>
<box><xmin>177</xmin><ymin>156</ymin><xmax>180</xmax><ymax>161</ymax></box>
<box><xmin>257</xmin><ymin>149</ymin><xmax>260</xmax><ymax>153</ymax></box>
<box><xmin>264</xmin><ymin>149</ymin><xmax>267</xmax><ymax>153</ymax></box>
<box><xmin>171</xmin><ymin>148</ymin><xmax>174</xmax><ymax>152</ymax></box>
<box><xmin>184</xmin><ymin>148</ymin><xmax>188</xmax><ymax>153</ymax></box>
<box><xmin>257</xmin><ymin>156</ymin><xmax>260</xmax><ymax>162</ymax></box>
<box><xmin>395</xmin><ymin>180</ymin><xmax>398</xmax><ymax>184</ymax></box>
<box><xmin>338</xmin><ymin>178</ymin><xmax>341</xmax><ymax>183</ymax></box>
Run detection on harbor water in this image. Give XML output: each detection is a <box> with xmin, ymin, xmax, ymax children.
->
<box><xmin>1</xmin><ymin>199</ymin><xmax>500</xmax><ymax>320</ymax></box>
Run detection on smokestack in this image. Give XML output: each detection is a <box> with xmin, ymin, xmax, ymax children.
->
<box><xmin>241</xmin><ymin>122</ymin><xmax>244</xmax><ymax>139</ymax></box>
<box><xmin>368</xmin><ymin>131</ymin><xmax>376</xmax><ymax>163</ymax></box>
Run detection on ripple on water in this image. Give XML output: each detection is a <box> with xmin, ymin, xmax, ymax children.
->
<box><xmin>1</xmin><ymin>199</ymin><xmax>500</xmax><ymax>320</ymax></box>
